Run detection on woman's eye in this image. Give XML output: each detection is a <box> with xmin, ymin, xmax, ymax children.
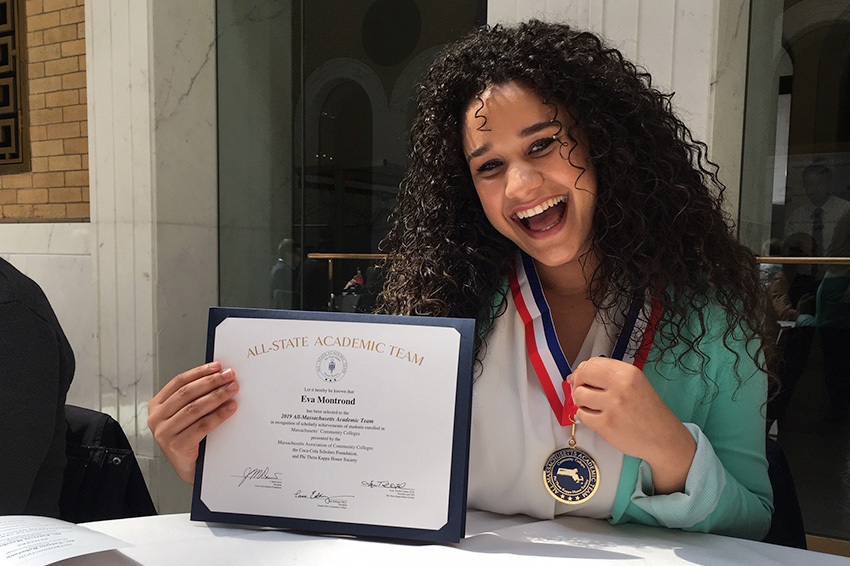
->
<box><xmin>529</xmin><ymin>137</ymin><xmax>557</xmax><ymax>154</ymax></box>
<box><xmin>477</xmin><ymin>160</ymin><xmax>503</xmax><ymax>174</ymax></box>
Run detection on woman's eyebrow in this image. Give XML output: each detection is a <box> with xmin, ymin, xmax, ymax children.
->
<box><xmin>520</xmin><ymin>121</ymin><xmax>558</xmax><ymax>137</ymax></box>
<box><xmin>466</xmin><ymin>143</ymin><xmax>490</xmax><ymax>162</ymax></box>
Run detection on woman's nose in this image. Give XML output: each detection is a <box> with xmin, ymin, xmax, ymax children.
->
<box><xmin>505</xmin><ymin>163</ymin><xmax>543</xmax><ymax>200</ymax></box>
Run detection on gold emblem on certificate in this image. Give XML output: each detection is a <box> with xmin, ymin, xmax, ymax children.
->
<box><xmin>542</xmin><ymin>424</ymin><xmax>599</xmax><ymax>504</ymax></box>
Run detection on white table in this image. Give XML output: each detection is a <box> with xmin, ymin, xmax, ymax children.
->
<box><xmin>57</xmin><ymin>511</ymin><xmax>848</xmax><ymax>565</ymax></box>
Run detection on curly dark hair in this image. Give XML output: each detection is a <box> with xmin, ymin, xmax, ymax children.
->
<box><xmin>379</xmin><ymin>20</ymin><xmax>774</xmax><ymax>392</ymax></box>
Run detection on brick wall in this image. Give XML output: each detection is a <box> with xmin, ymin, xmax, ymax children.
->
<box><xmin>0</xmin><ymin>0</ymin><xmax>88</xmax><ymax>221</ymax></box>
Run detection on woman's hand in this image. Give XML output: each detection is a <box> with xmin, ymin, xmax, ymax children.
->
<box><xmin>570</xmin><ymin>357</ymin><xmax>696</xmax><ymax>494</ymax></box>
<box><xmin>147</xmin><ymin>362</ymin><xmax>239</xmax><ymax>484</ymax></box>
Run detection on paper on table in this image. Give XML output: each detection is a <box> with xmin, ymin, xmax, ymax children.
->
<box><xmin>0</xmin><ymin>516</ymin><xmax>128</xmax><ymax>566</ymax></box>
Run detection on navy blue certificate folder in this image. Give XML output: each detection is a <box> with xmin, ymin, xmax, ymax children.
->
<box><xmin>191</xmin><ymin>307</ymin><xmax>475</xmax><ymax>543</ymax></box>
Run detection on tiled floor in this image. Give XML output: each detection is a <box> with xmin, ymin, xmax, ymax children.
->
<box><xmin>775</xmin><ymin>331</ymin><xmax>850</xmax><ymax>541</ymax></box>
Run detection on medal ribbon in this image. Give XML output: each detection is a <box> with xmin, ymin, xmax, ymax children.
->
<box><xmin>508</xmin><ymin>251</ymin><xmax>661</xmax><ymax>426</ymax></box>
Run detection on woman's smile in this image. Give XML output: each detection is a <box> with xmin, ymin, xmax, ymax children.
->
<box><xmin>514</xmin><ymin>195</ymin><xmax>568</xmax><ymax>233</ymax></box>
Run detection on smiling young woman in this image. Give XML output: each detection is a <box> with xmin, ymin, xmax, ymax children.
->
<box><xmin>377</xmin><ymin>20</ymin><xmax>775</xmax><ymax>539</ymax></box>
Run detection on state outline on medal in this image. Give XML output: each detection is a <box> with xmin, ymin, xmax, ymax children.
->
<box><xmin>543</xmin><ymin>444</ymin><xmax>600</xmax><ymax>504</ymax></box>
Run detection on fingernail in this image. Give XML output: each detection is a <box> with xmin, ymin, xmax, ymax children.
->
<box><xmin>222</xmin><ymin>368</ymin><xmax>234</xmax><ymax>379</ymax></box>
<box><xmin>225</xmin><ymin>381</ymin><xmax>238</xmax><ymax>391</ymax></box>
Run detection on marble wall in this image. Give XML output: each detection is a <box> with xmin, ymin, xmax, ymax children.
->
<box><xmin>84</xmin><ymin>0</ymin><xmax>218</xmax><ymax>513</ymax></box>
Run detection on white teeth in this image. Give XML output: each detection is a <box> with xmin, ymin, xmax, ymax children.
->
<box><xmin>515</xmin><ymin>196</ymin><xmax>565</xmax><ymax>220</ymax></box>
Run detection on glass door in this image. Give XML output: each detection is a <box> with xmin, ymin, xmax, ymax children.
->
<box><xmin>739</xmin><ymin>0</ymin><xmax>850</xmax><ymax>545</ymax></box>
<box><xmin>217</xmin><ymin>0</ymin><xmax>486</xmax><ymax>312</ymax></box>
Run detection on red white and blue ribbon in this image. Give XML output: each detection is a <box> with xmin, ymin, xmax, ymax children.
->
<box><xmin>508</xmin><ymin>251</ymin><xmax>661</xmax><ymax>426</ymax></box>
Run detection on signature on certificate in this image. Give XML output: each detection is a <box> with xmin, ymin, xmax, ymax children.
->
<box><xmin>234</xmin><ymin>467</ymin><xmax>283</xmax><ymax>487</ymax></box>
<box><xmin>361</xmin><ymin>480</ymin><xmax>408</xmax><ymax>489</ymax></box>
<box><xmin>294</xmin><ymin>490</ymin><xmax>353</xmax><ymax>505</ymax></box>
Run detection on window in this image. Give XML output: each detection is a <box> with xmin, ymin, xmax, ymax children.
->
<box><xmin>0</xmin><ymin>0</ymin><xmax>29</xmax><ymax>174</ymax></box>
<box><xmin>217</xmin><ymin>0</ymin><xmax>486</xmax><ymax>311</ymax></box>
<box><xmin>740</xmin><ymin>0</ymin><xmax>850</xmax><ymax>544</ymax></box>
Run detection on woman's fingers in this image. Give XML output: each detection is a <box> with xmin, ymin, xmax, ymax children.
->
<box><xmin>158</xmin><ymin>398</ymin><xmax>239</xmax><ymax>483</ymax></box>
<box><xmin>152</xmin><ymin>364</ymin><xmax>236</xmax><ymax>426</ymax></box>
<box><xmin>152</xmin><ymin>362</ymin><xmax>221</xmax><ymax>409</ymax></box>
<box><xmin>570</xmin><ymin>384</ymin><xmax>605</xmax><ymax>414</ymax></box>
<box><xmin>155</xmin><ymin>376</ymin><xmax>239</xmax><ymax>438</ymax></box>
<box><xmin>148</xmin><ymin>362</ymin><xmax>240</xmax><ymax>484</ymax></box>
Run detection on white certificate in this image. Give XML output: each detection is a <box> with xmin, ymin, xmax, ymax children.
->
<box><xmin>191</xmin><ymin>308</ymin><xmax>475</xmax><ymax>543</ymax></box>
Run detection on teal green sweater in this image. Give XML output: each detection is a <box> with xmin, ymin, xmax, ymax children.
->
<box><xmin>609</xmin><ymin>302</ymin><xmax>773</xmax><ymax>540</ymax></box>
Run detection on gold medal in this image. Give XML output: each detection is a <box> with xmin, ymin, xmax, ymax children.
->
<box><xmin>543</xmin><ymin>423</ymin><xmax>599</xmax><ymax>504</ymax></box>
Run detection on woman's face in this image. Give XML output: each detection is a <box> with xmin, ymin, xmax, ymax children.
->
<box><xmin>461</xmin><ymin>81</ymin><xmax>597</xmax><ymax>269</ymax></box>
